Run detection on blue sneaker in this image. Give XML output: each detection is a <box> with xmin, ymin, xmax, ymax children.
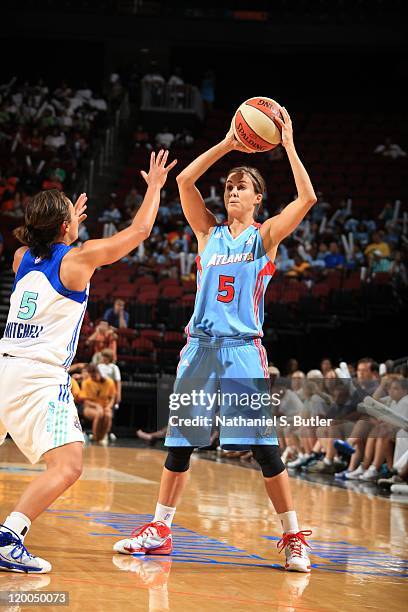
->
<box><xmin>0</xmin><ymin>526</ymin><xmax>51</xmax><ymax>574</ymax></box>
<box><xmin>334</xmin><ymin>440</ymin><xmax>355</xmax><ymax>457</ymax></box>
<box><xmin>334</xmin><ymin>470</ymin><xmax>349</xmax><ymax>480</ymax></box>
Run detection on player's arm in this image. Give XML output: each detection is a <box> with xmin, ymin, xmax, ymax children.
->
<box><xmin>261</xmin><ymin>107</ymin><xmax>317</xmax><ymax>253</ymax></box>
<box><xmin>64</xmin><ymin>151</ymin><xmax>176</xmax><ymax>286</ymax></box>
<box><xmin>176</xmin><ymin>126</ymin><xmax>252</xmax><ymax>239</ymax></box>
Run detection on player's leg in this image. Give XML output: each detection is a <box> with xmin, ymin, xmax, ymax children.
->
<box><xmin>0</xmin><ymin>368</ymin><xmax>84</xmax><ymax>574</ymax></box>
<box><xmin>0</xmin><ymin>443</ymin><xmax>83</xmax><ymax>574</ymax></box>
<box><xmin>12</xmin><ymin>442</ymin><xmax>83</xmax><ymax>520</ymax></box>
<box><xmin>114</xmin><ymin>338</ymin><xmax>215</xmax><ymax>556</ymax></box>
<box><xmin>220</xmin><ymin>340</ymin><xmax>312</xmax><ymax>572</ymax></box>
<box><xmin>112</xmin><ymin>448</ymin><xmax>194</xmax><ymax>556</ymax></box>
<box><xmin>250</xmin><ymin>444</ymin><xmax>311</xmax><ymax>572</ymax></box>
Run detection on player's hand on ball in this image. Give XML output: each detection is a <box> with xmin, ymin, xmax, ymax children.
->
<box><xmin>273</xmin><ymin>107</ymin><xmax>294</xmax><ymax>149</ymax></box>
<box><xmin>141</xmin><ymin>150</ymin><xmax>177</xmax><ymax>188</ymax></box>
<box><xmin>74</xmin><ymin>193</ymin><xmax>88</xmax><ymax>224</ymax></box>
<box><xmin>224</xmin><ymin>123</ymin><xmax>256</xmax><ymax>153</ymax></box>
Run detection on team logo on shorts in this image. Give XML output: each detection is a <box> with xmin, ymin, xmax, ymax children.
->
<box><xmin>73</xmin><ymin>416</ymin><xmax>83</xmax><ymax>432</ymax></box>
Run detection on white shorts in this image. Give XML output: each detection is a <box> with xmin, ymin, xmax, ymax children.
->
<box><xmin>0</xmin><ymin>355</ymin><xmax>84</xmax><ymax>464</ymax></box>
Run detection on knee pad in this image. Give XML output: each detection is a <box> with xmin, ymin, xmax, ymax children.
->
<box><xmin>164</xmin><ymin>447</ymin><xmax>194</xmax><ymax>473</ymax></box>
<box><xmin>251</xmin><ymin>445</ymin><xmax>285</xmax><ymax>478</ymax></box>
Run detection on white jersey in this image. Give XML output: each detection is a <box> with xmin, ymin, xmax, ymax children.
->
<box><xmin>0</xmin><ymin>243</ymin><xmax>88</xmax><ymax>369</ymax></box>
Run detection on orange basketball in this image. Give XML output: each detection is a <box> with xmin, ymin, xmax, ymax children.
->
<box><xmin>233</xmin><ymin>96</ymin><xmax>283</xmax><ymax>152</ymax></box>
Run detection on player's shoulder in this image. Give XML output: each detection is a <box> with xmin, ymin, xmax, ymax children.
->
<box><xmin>13</xmin><ymin>246</ymin><xmax>29</xmax><ymax>273</ymax></box>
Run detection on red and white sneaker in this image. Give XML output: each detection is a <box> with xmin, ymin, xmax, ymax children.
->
<box><xmin>277</xmin><ymin>530</ymin><xmax>312</xmax><ymax>573</ymax></box>
<box><xmin>113</xmin><ymin>521</ymin><xmax>172</xmax><ymax>556</ymax></box>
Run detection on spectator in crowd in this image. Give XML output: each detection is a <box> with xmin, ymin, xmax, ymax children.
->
<box><xmin>201</xmin><ymin>69</ymin><xmax>215</xmax><ymax>112</ymax></box>
<box><xmin>389</xmin><ymin>251</ymin><xmax>408</xmax><ymax>287</ymax></box>
<box><xmin>378</xmin><ymin>201</ymin><xmax>395</xmax><ymax>222</ymax></box>
<box><xmin>374</xmin><ymin>137</ymin><xmax>407</xmax><ymax>160</ymax></box>
<box><xmin>306</xmin><ymin>383</ymin><xmax>356</xmax><ymax>474</ymax></box>
<box><xmin>103</xmin><ymin>299</ymin><xmax>129</xmax><ymax>329</ymax></box>
<box><xmin>364</xmin><ymin>231</ymin><xmax>391</xmax><ymax>260</ymax></box>
<box><xmin>133</xmin><ymin>124</ymin><xmax>151</xmax><ymax>149</ymax></box>
<box><xmin>98</xmin><ymin>348</ymin><xmax>121</xmax><ymax>405</ymax></box>
<box><xmin>80</xmin><ymin>364</ymin><xmax>116</xmax><ymax>445</ymax></box>
<box><xmin>286</xmin><ymin>358</ymin><xmax>300</xmax><ymax>376</ymax></box>
<box><xmin>320</xmin><ymin>358</ymin><xmax>333</xmax><ymax>376</ymax></box>
<box><xmin>324</xmin><ymin>242</ymin><xmax>346</xmax><ymax>269</ymax></box>
<box><xmin>124</xmin><ymin>187</ymin><xmax>143</xmax><ymax>216</ymax></box>
<box><xmin>310</xmin><ymin>191</ymin><xmax>331</xmax><ymax>223</ymax></box>
<box><xmin>98</xmin><ymin>348</ymin><xmax>122</xmax><ymax>441</ymax></box>
<box><xmin>174</xmin><ymin>129</ymin><xmax>194</xmax><ymax>148</ymax></box>
<box><xmin>86</xmin><ymin>320</ymin><xmax>118</xmax><ymax>363</ymax></box>
<box><xmin>99</xmin><ymin>199</ymin><xmax>122</xmax><ymax>237</ymax></box>
<box><xmin>155</xmin><ymin>127</ymin><xmax>175</xmax><ymax>149</ymax></box>
<box><xmin>369</xmin><ymin>250</ymin><xmax>391</xmax><ymax>275</ymax></box>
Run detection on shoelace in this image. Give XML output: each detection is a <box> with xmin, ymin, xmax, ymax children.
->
<box><xmin>129</xmin><ymin>521</ymin><xmax>167</xmax><ymax>543</ymax></box>
<box><xmin>0</xmin><ymin>527</ymin><xmax>34</xmax><ymax>563</ymax></box>
<box><xmin>277</xmin><ymin>530</ymin><xmax>312</xmax><ymax>558</ymax></box>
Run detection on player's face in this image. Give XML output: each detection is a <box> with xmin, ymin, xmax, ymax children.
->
<box><xmin>224</xmin><ymin>172</ymin><xmax>262</xmax><ymax>218</ymax></box>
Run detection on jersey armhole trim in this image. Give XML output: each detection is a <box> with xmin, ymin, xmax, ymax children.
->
<box><xmin>57</xmin><ymin>247</ymin><xmax>88</xmax><ymax>303</ymax></box>
<box><xmin>197</xmin><ymin>225</ymin><xmax>220</xmax><ymax>259</ymax></box>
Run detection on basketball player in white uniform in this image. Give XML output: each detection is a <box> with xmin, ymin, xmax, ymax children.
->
<box><xmin>0</xmin><ymin>150</ymin><xmax>176</xmax><ymax>573</ymax></box>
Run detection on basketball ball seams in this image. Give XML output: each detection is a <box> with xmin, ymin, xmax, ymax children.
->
<box><xmin>234</xmin><ymin>110</ymin><xmax>274</xmax><ymax>151</ymax></box>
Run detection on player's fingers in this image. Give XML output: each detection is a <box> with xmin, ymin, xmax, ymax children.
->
<box><xmin>150</xmin><ymin>151</ymin><xmax>155</xmax><ymax>168</ymax></box>
<box><xmin>156</xmin><ymin>149</ymin><xmax>165</xmax><ymax>164</ymax></box>
<box><xmin>165</xmin><ymin>159</ymin><xmax>178</xmax><ymax>172</ymax></box>
<box><xmin>140</xmin><ymin>170</ymin><xmax>148</xmax><ymax>183</ymax></box>
<box><xmin>161</xmin><ymin>150</ymin><xmax>169</xmax><ymax>166</ymax></box>
<box><xmin>282</xmin><ymin>106</ymin><xmax>291</xmax><ymax>122</ymax></box>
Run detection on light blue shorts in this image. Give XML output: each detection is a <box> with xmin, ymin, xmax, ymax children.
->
<box><xmin>164</xmin><ymin>337</ymin><xmax>278</xmax><ymax>449</ymax></box>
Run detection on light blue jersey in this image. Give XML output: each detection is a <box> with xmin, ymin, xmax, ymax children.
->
<box><xmin>166</xmin><ymin>223</ymin><xmax>278</xmax><ymax>449</ymax></box>
<box><xmin>186</xmin><ymin>223</ymin><xmax>275</xmax><ymax>339</ymax></box>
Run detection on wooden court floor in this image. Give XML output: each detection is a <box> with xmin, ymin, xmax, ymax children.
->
<box><xmin>0</xmin><ymin>440</ymin><xmax>407</xmax><ymax>611</ymax></box>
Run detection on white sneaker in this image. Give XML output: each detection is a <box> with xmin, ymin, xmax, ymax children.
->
<box><xmin>98</xmin><ymin>435</ymin><xmax>109</xmax><ymax>446</ymax></box>
<box><xmin>287</xmin><ymin>454</ymin><xmax>309</xmax><ymax>469</ymax></box>
<box><xmin>277</xmin><ymin>530</ymin><xmax>312</xmax><ymax>573</ymax></box>
<box><xmin>359</xmin><ymin>465</ymin><xmax>379</xmax><ymax>481</ymax></box>
<box><xmin>109</xmin><ymin>433</ymin><xmax>117</xmax><ymax>441</ymax></box>
<box><xmin>344</xmin><ymin>465</ymin><xmax>365</xmax><ymax>480</ymax></box>
<box><xmin>113</xmin><ymin>521</ymin><xmax>172</xmax><ymax>556</ymax></box>
<box><xmin>0</xmin><ymin>527</ymin><xmax>52</xmax><ymax>574</ymax></box>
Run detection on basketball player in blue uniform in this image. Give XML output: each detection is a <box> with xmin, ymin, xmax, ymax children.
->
<box><xmin>0</xmin><ymin>150</ymin><xmax>176</xmax><ymax>573</ymax></box>
<box><xmin>114</xmin><ymin>108</ymin><xmax>316</xmax><ymax>572</ymax></box>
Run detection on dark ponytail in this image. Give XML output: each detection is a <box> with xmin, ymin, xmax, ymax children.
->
<box><xmin>14</xmin><ymin>190</ymin><xmax>71</xmax><ymax>259</ymax></box>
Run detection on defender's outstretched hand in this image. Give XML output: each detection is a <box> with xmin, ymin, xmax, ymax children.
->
<box><xmin>273</xmin><ymin>106</ymin><xmax>294</xmax><ymax>149</ymax></box>
<box><xmin>74</xmin><ymin>193</ymin><xmax>88</xmax><ymax>224</ymax></box>
<box><xmin>141</xmin><ymin>149</ymin><xmax>177</xmax><ymax>188</ymax></box>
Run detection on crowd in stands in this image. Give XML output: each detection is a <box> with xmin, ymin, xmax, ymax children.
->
<box><xmin>134</xmin><ymin>354</ymin><xmax>408</xmax><ymax>494</ymax></box>
<box><xmin>0</xmin><ymin>75</ymin><xmax>121</xmax><ymax>261</ymax></box>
